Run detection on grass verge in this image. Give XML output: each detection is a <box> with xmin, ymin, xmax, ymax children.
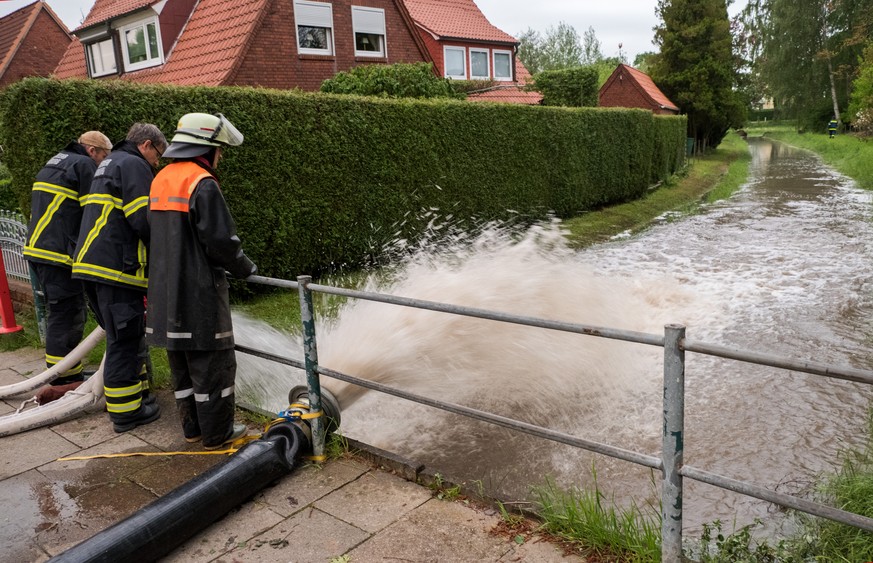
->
<box><xmin>561</xmin><ymin>131</ymin><xmax>751</xmax><ymax>248</ymax></box>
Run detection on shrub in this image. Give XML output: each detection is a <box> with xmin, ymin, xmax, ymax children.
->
<box><xmin>320</xmin><ymin>62</ymin><xmax>463</xmax><ymax>99</ymax></box>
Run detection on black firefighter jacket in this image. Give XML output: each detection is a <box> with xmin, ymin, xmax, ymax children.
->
<box><xmin>24</xmin><ymin>142</ymin><xmax>96</xmax><ymax>268</ymax></box>
<box><xmin>145</xmin><ymin>158</ymin><xmax>256</xmax><ymax>351</ymax></box>
<box><xmin>72</xmin><ymin>140</ymin><xmax>152</xmax><ymax>291</ymax></box>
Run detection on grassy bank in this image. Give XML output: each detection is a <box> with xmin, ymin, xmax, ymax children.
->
<box><xmin>561</xmin><ymin>131</ymin><xmax>751</xmax><ymax>248</ymax></box>
<box><xmin>744</xmin><ymin>124</ymin><xmax>873</xmax><ymax>190</ymax></box>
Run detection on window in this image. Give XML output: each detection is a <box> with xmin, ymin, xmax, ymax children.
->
<box><xmin>444</xmin><ymin>46</ymin><xmax>465</xmax><ymax>79</ymax></box>
<box><xmin>295</xmin><ymin>1</ymin><xmax>334</xmax><ymax>55</ymax></box>
<box><xmin>493</xmin><ymin>50</ymin><xmax>512</xmax><ymax>81</ymax></box>
<box><xmin>470</xmin><ymin>48</ymin><xmax>489</xmax><ymax>79</ymax></box>
<box><xmin>352</xmin><ymin>6</ymin><xmax>385</xmax><ymax>57</ymax></box>
<box><xmin>120</xmin><ymin>18</ymin><xmax>163</xmax><ymax>71</ymax></box>
<box><xmin>86</xmin><ymin>37</ymin><xmax>116</xmax><ymax>77</ymax></box>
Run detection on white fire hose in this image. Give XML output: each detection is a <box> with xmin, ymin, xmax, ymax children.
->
<box><xmin>0</xmin><ymin>326</ymin><xmax>104</xmax><ymax>399</ymax></box>
<box><xmin>0</xmin><ymin>327</ymin><xmax>106</xmax><ymax>437</ymax></box>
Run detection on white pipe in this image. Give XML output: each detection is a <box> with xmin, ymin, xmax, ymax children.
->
<box><xmin>0</xmin><ymin>356</ymin><xmax>105</xmax><ymax>438</ymax></box>
<box><xmin>0</xmin><ymin>326</ymin><xmax>105</xmax><ymax>399</ymax></box>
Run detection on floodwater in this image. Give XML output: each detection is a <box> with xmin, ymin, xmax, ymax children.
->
<box><xmin>235</xmin><ymin>136</ymin><xmax>873</xmax><ymax>537</ymax></box>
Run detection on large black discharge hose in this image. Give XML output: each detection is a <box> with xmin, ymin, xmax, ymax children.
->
<box><xmin>50</xmin><ymin>422</ymin><xmax>310</xmax><ymax>563</ymax></box>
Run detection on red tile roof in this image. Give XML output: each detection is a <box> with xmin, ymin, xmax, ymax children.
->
<box><xmin>614</xmin><ymin>64</ymin><xmax>678</xmax><ymax>111</ymax></box>
<box><xmin>467</xmin><ymin>86</ymin><xmax>542</xmax><ymax>105</ymax></box>
<box><xmin>0</xmin><ymin>1</ymin><xmax>41</xmax><ymax>74</ymax></box>
<box><xmin>55</xmin><ymin>0</ymin><xmax>268</xmax><ymax>86</ymax></box>
<box><xmin>402</xmin><ymin>0</ymin><xmax>517</xmax><ymax>44</ymax></box>
<box><xmin>77</xmin><ymin>0</ymin><xmax>157</xmax><ymax>31</ymax></box>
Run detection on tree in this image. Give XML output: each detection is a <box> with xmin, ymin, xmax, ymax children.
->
<box><xmin>516</xmin><ymin>22</ymin><xmax>585</xmax><ymax>74</ymax></box>
<box><xmin>651</xmin><ymin>0</ymin><xmax>745</xmax><ymax>151</ymax></box>
<box><xmin>581</xmin><ymin>26</ymin><xmax>603</xmax><ymax>65</ymax></box>
<box><xmin>849</xmin><ymin>41</ymin><xmax>873</xmax><ymax>133</ymax></box>
<box><xmin>633</xmin><ymin>52</ymin><xmax>658</xmax><ymax>74</ymax></box>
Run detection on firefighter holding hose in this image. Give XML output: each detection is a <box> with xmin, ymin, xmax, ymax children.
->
<box><xmin>146</xmin><ymin>113</ymin><xmax>256</xmax><ymax>450</ymax></box>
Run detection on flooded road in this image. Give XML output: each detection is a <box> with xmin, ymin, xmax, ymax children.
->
<box><xmin>236</xmin><ymin>136</ymin><xmax>873</xmax><ymax>537</ymax></box>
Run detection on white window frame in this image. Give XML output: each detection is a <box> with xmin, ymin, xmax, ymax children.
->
<box><xmin>352</xmin><ymin>6</ymin><xmax>386</xmax><ymax>58</ymax></box>
<box><xmin>493</xmin><ymin>49</ymin><xmax>512</xmax><ymax>81</ymax></box>
<box><xmin>444</xmin><ymin>46</ymin><xmax>466</xmax><ymax>79</ymax></box>
<box><xmin>86</xmin><ymin>37</ymin><xmax>117</xmax><ymax>77</ymax></box>
<box><xmin>470</xmin><ymin>48</ymin><xmax>490</xmax><ymax>80</ymax></box>
<box><xmin>295</xmin><ymin>0</ymin><xmax>335</xmax><ymax>56</ymax></box>
<box><xmin>119</xmin><ymin>16</ymin><xmax>163</xmax><ymax>72</ymax></box>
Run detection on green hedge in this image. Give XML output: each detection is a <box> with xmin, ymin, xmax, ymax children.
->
<box><xmin>532</xmin><ymin>67</ymin><xmax>599</xmax><ymax>107</ymax></box>
<box><xmin>0</xmin><ymin>78</ymin><xmax>685</xmax><ymax>280</ymax></box>
<box><xmin>651</xmin><ymin>114</ymin><xmax>688</xmax><ymax>183</ymax></box>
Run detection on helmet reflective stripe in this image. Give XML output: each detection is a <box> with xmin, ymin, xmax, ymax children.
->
<box><xmin>169</xmin><ymin>113</ymin><xmax>243</xmax><ymax>147</ymax></box>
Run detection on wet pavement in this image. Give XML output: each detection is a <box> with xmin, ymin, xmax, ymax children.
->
<box><xmin>0</xmin><ymin>347</ymin><xmax>584</xmax><ymax>562</ymax></box>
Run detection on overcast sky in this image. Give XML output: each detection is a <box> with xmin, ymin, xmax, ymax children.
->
<box><xmin>4</xmin><ymin>0</ymin><xmax>747</xmax><ymax>64</ymax></box>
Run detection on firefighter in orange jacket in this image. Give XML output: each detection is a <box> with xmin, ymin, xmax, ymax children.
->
<box><xmin>146</xmin><ymin>113</ymin><xmax>255</xmax><ymax>450</ymax></box>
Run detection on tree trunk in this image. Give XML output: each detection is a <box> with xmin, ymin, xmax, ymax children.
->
<box><xmin>827</xmin><ymin>55</ymin><xmax>840</xmax><ymax>121</ymax></box>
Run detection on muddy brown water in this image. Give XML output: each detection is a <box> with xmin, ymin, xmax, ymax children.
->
<box><xmin>235</xmin><ymin>137</ymin><xmax>873</xmax><ymax>539</ymax></box>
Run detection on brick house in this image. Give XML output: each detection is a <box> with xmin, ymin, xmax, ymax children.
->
<box><xmin>53</xmin><ymin>0</ymin><xmax>432</xmax><ymax>90</ymax></box>
<box><xmin>0</xmin><ymin>0</ymin><xmax>70</xmax><ymax>88</ymax></box>
<box><xmin>400</xmin><ymin>0</ymin><xmax>541</xmax><ymax>104</ymax></box>
<box><xmin>599</xmin><ymin>64</ymin><xmax>679</xmax><ymax>115</ymax></box>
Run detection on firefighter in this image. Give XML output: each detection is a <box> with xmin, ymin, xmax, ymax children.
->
<box><xmin>73</xmin><ymin>123</ymin><xmax>167</xmax><ymax>433</ymax></box>
<box><xmin>25</xmin><ymin>131</ymin><xmax>112</xmax><ymax>387</ymax></box>
<box><xmin>146</xmin><ymin>113</ymin><xmax>256</xmax><ymax>450</ymax></box>
<box><xmin>828</xmin><ymin>119</ymin><xmax>838</xmax><ymax>138</ymax></box>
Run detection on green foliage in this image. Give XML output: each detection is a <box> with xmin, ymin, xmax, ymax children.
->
<box><xmin>849</xmin><ymin>41</ymin><xmax>873</xmax><ymax>133</ymax></box>
<box><xmin>319</xmin><ymin>62</ymin><xmax>463</xmax><ymax>99</ymax></box>
<box><xmin>516</xmin><ymin>22</ymin><xmax>586</xmax><ymax>75</ymax></box>
<box><xmin>0</xmin><ymin>78</ymin><xmax>686</xmax><ymax>286</ymax></box>
<box><xmin>533</xmin><ymin>473</ymin><xmax>661</xmax><ymax>561</ymax></box>
<box><xmin>532</xmin><ymin>66</ymin><xmax>599</xmax><ymax>107</ymax></box>
<box><xmin>0</xmin><ymin>162</ymin><xmax>18</xmax><ymax>212</ymax></box>
<box><xmin>651</xmin><ymin>0</ymin><xmax>746</xmax><ymax>151</ymax></box>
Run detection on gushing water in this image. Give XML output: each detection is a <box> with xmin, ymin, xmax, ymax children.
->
<box><xmin>234</xmin><ymin>138</ymin><xmax>873</xmax><ymax>536</ymax></box>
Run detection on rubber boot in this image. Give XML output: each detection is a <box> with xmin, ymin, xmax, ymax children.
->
<box><xmin>112</xmin><ymin>402</ymin><xmax>161</xmax><ymax>433</ymax></box>
<box><xmin>203</xmin><ymin>423</ymin><xmax>246</xmax><ymax>450</ymax></box>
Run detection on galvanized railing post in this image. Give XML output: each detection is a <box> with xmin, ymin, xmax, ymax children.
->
<box><xmin>662</xmin><ymin>323</ymin><xmax>686</xmax><ymax>562</ymax></box>
<box><xmin>297</xmin><ymin>275</ymin><xmax>325</xmax><ymax>460</ymax></box>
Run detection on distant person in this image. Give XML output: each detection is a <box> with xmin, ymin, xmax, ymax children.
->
<box><xmin>24</xmin><ymin>131</ymin><xmax>112</xmax><ymax>387</ymax></box>
<box><xmin>146</xmin><ymin>113</ymin><xmax>256</xmax><ymax>450</ymax></box>
<box><xmin>73</xmin><ymin>123</ymin><xmax>167</xmax><ymax>433</ymax></box>
<box><xmin>828</xmin><ymin>119</ymin><xmax>838</xmax><ymax>138</ymax></box>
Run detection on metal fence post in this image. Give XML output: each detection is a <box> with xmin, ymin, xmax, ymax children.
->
<box><xmin>662</xmin><ymin>323</ymin><xmax>686</xmax><ymax>562</ymax></box>
<box><xmin>297</xmin><ymin>275</ymin><xmax>325</xmax><ymax>460</ymax></box>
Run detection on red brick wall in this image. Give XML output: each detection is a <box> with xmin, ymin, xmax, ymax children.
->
<box><xmin>230</xmin><ymin>0</ymin><xmax>427</xmax><ymax>90</ymax></box>
<box><xmin>1</xmin><ymin>10</ymin><xmax>70</xmax><ymax>88</ymax></box>
<box><xmin>599</xmin><ymin>78</ymin><xmax>656</xmax><ymax>112</ymax></box>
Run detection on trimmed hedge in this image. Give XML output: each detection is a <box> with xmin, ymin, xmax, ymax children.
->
<box><xmin>532</xmin><ymin>67</ymin><xmax>600</xmax><ymax>107</ymax></box>
<box><xmin>0</xmin><ymin>78</ymin><xmax>685</xmax><ymax>280</ymax></box>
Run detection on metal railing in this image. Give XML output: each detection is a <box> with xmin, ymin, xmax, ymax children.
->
<box><xmin>0</xmin><ymin>210</ymin><xmax>28</xmax><ymax>281</ymax></box>
<box><xmin>238</xmin><ymin>273</ymin><xmax>873</xmax><ymax>561</ymax></box>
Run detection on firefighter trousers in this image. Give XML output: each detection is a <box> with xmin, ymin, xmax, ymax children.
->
<box><xmin>31</xmin><ymin>262</ymin><xmax>87</xmax><ymax>385</ymax></box>
<box><xmin>167</xmin><ymin>348</ymin><xmax>237</xmax><ymax>448</ymax></box>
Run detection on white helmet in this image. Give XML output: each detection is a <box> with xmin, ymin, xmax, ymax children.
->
<box><xmin>163</xmin><ymin>113</ymin><xmax>243</xmax><ymax>158</ymax></box>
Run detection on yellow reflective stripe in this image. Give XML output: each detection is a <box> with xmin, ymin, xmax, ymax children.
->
<box><xmin>27</xmin><ymin>192</ymin><xmax>67</xmax><ymax>248</ymax></box>
<box><xmin>33</xmin><ymin>182</ymin><xmax>78</xmax><ymax>200</ymax></box>
<box><xmin>104</xmin><ymin>381</ymin><xmax>143</xmax><ymax>397</ymax></box>
<box><xmin>106</xmin><ymin>399</ymin><xmax>141</xmax><ymax>414</ymax></box>
<box><xmin>71</xmin><ymin>263</ymin><xmax>148</xmax><ymax>288</ymax></box>
<box><xmin>81</xmin><ymin>193</ymin><xmax>122</xmax><ymax>208</ymax></box>
<box><xmin>137</xmin><ymin>240</ymin><xmax>147</xmax><ymax>279</ymax></box>
<box><xmin>75</xmin><ymin>203</ymin><xmax>112</xmax><ymax>263</ymax></box>
<box><xmin>123</xmin><ymin>196</ymin><xmax>148</xmax><ymax>217</ymax></box>
<box><xmin>23</xmin><ymin>246</ymin><xmax>73</xmax><ymax>266</ymax></box>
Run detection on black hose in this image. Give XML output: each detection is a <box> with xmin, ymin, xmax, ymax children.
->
<box><xmin>50</xmin><ymin>422</ymin><xmax>310</xmax><ymax>563</ymax></box>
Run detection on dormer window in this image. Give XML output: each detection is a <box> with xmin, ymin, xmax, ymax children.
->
<box><xmin>120</xmin><ymin>17</ymin><xmax>163</xmax><ymax>71</ymax></box>
<box><xmin>86</xmin><ymin>37</ymin><xmax>117</xmax><ymax>77</ymax></box>
<box><xmin>470</xmin><ymin>48</ymin><xmax>489</xmax><ymax>80</ymax></box>
<box><xmin>444</xmin><ymin>46</ymin><xmax>465</xmax><ymax>79</ymax></box>
<box><xmin>493</xmin><ymin>50</ymin><xmax>512</xmax><ymax>81</ymax></box>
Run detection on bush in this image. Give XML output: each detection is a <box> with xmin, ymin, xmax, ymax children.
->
<box><xmin>320</xmin><ymin>62</ymin><xmax>463</xmax><ymax>99</ymax></box>
<box><xmin>532</xmin><ymin>66</ymin><xmax>599</xmax><ymax>107</ymax></box>
<box><xmin>0</xmin><ymin>78</ymin><xmax>685</xmax><ymax>283</ymax></box>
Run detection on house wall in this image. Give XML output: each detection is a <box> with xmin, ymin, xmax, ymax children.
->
<box><xmin>158</xmin><ymin>0</ymin><xmax>198</xmax><ymax>55</ymax></box>
<box><xmin>599</xmin><ymin>79</ymin><xmax>678</xmax><ymax>115</ymax></box>
<box><xmin>230</xmin><ymin>0</ymin><xmax>427</xmax><ymax>90</ymax></box>
<box><xmin>1</xmin><ymin>10</ymin><xmax>70</xmax><ymax>88</ymax></box>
